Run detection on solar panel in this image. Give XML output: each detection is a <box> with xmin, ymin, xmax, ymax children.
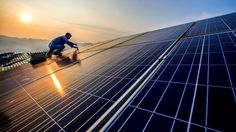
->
<box><xmin>206</xmin><ymin>17</ymin><xmax>230</xmax><ymax>34</ymax></box>
<box><xmin>83</xmin><ymin>34</ymin><xmax>141</xmax><ymax>52</ymax></box>
<box><xmin>222</xmin><ymin>12</ymin><xmax>236</xmax><ymax>30</ymax></box>
<box><xmin>117</xmin><ymin>23</ymin><xmax>192</xmax><ymax>46</ymax></box>
<box><xmin>103</xmin><ymin>14</ymin><xmax>236</xmax><ymax>132</ymax></box>
<box><xmin>187</xmin><ymin>13</ymin><xmax>236</xmax><ymax>37</ymax></box>
<box><xmin>187</xmin><ymin>20</ymin><xmax>207</xmax><ymax>36</ymax></box>
<box><xmin>1</xmin><ymin>12</ymin><xmax>235</xmax><ymax>132</ymax></box>
<box><xmin>0</xmin><ymin>40</ymin><xmax>174</xmax><ymax>131</ymax></box>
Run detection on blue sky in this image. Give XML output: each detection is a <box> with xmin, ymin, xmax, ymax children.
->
<box><xmin>92</xmin><ymin>0</ymin><xmax>236</xmax><ymax>30</ymax></box>
<box><xmin>0</xmin><ymin>0</ymin><xmax>236</xmax><ymax>42</ymax></box>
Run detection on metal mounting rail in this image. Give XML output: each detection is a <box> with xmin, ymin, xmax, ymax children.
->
<box><xmin>88</xmin><ymin>22</ymin><xmax>196</xmax><ymax>132</ymax></box>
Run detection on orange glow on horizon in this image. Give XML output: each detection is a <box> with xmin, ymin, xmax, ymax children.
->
<box><xmin>47</xmin><ymin>65</ymin><xmax>65</xmax><ymax>97</ymax></box>
<box><xmin>0</xmin><ymin>1</ymin><xmax>132</xmax><ymax>42</ymax></box>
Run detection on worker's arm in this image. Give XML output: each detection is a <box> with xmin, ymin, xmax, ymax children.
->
<box><xmin>62</xmin><ymin>36</ymin><xmax>77</xmax><ymax>47</ymax></box>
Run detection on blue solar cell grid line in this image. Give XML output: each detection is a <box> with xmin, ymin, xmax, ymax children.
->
<box><xmin>0</xmin><ymin>12</ymin><xmax>236</xmax><ymax>132</ymax></box>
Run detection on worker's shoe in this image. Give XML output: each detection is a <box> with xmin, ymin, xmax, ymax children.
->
<box><xmin>54</xmin><ymin>52</ymin><xmax>62</xmax><ymax>56</ymax></box>
<box><xmin>58</xmin><ymin>53</ymin><xmax>62</xmax><ymax>56</ymax></box>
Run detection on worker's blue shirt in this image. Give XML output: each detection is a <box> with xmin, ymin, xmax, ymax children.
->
<box><xmin>50</xmin><ymin>35</ymin><xmax>76</xmax><ymax>47</ymax></box>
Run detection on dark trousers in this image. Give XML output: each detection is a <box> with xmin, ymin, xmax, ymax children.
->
<box><xmin>46</xmin><ymin>43</ymin><xmax>65</xmax><ymax>56</ymax></box>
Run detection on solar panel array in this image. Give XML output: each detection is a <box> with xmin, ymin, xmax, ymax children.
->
<box><xmin>104</xmin><ymin>13</ymin><xmax>236</xmax><ymax>132</ymax></box>
<box><xmin>0</xmin><ymin>12</ymin><xmax>235</xmax><ymax>132</ymax></box>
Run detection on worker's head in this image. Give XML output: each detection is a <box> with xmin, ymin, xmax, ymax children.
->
<box><xmin>65</xmin><ymin>32</ymin><xmax>72</xmax><ymax>39</ymax></box>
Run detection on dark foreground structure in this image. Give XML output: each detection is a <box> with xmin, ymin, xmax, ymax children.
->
<box><xmin>0</xmin><ymin>12</ymin><xmax>236</xmax><ymax>132</ymax></box>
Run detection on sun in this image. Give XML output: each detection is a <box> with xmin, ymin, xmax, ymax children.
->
<box><xmin>20</xmin><ymin>13</ymin><xmax>31</xmax><ymax>23</ymax></box>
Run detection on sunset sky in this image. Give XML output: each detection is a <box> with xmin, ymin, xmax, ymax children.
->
<box><xmin>0</xmin><ymin>0</ymin><xmax>236</xmax><ymax>43</ymax></box>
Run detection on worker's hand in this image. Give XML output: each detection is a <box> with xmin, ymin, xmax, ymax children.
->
<box><xmin>72</xmin><ymin>44</ymin><xmax>77</xmax><ymax>47</ymax></box>
<box><xmin>72</xmin><ymin>44</ymin><xmax>79</xmax><ymax>51</ymax></box>
<box><xmin>75</xmin><ymin>46</ymin><xmax>79</xmax><ymax>51</ymax></box>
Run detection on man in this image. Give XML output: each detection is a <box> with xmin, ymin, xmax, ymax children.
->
<box><xmin>46</xmin><ymin>32</ymin><xmax>78</xmax><ymax>58</ymax></box>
